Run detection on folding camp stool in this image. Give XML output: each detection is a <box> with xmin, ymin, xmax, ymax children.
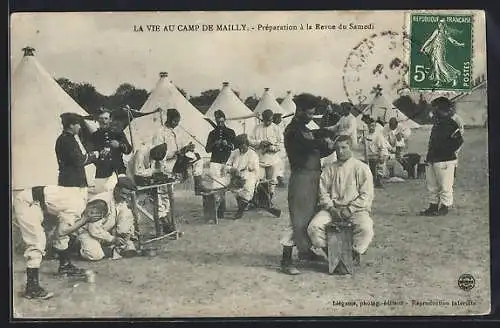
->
<box><xmin>128</xmin><ymin>181</ymin><xmax>181</xmax><ymax>250</ymax></box>
<box><xmin>326</xmin><ymin>220</ymin><xmax>355</xmax><ymax>275</ymax></box>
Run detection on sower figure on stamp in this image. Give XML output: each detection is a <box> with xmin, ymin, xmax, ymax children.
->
<box><xmin>307</xmin><ymin>135</ymin><xmax>375</xmax><ymax>266</ymax></box>
<box><xmin>224</xmin><ymin>134</ymin><xmax>260</xmax><ymax>220</ymax></box>
<box><xmin>279</xmin><ymin>105</ymin><xmax>336</xmax><ymax>275</ymax></box>
<box><xmin>13</xmin><ymin>185</ymin><xmax>109</xmax><ymax>299</ymax></box>
<box><xmin>78</xmin><ymin>177</ymin><xmax>138</xmax><ymax>261</ymax></box>
<box><xmin>90</xmin><ymin>108</ymin><xmax>133</xmax><ymax>195</ymax></box>
<box><xmin>205</xmin><ymin>110</ymin><xmax>236</xmax><ymax>214</ymax></box>
<box><xmin>420</xmin><ymin>97</ymin><xmax>463</xmax><ymax>216</ymax></box>
<box><xmin>249</xmin><ymin>109</ymin><xmax>282</xmax><ymax>205</ymax></box>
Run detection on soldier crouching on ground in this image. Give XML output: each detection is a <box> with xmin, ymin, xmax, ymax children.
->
<box><xmin>78</xmin><ymin>177</ymin><xmax>139</xmax><ymax>261</ymax></box>
<box><xmin>13</xmin><ymin>186</ymin><xmax>109</xmax><ymax>299</ymax></box>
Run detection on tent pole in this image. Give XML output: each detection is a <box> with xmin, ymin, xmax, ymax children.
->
<box><xmin>125</xmin><ymin>106</ymin><xmax>135</xmax><ymax>151</ymax></box>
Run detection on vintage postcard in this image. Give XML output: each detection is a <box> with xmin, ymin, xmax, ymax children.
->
<box><xmin>10</xmin><ymin>10</ymin><xmax>489</xmax><ymax>318</ymax></box>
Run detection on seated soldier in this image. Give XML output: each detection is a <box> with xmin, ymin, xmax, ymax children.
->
<box><xmin>225</xmin><ymin>134</ymin><xmax>260</xmax><ymax>220</ymax></box>
<box><xmin>78</xmin><ymin>177</ymin><xmax>138</xmax><ymax>261</ymax></box>
<box><xmin>307</xmin><ymin>135</ymin><xmax>375</xmax><ymax>265</ymax></box>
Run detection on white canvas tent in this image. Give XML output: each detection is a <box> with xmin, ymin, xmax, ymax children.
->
<box><xmin>205</xmin><ymin>82</ymin><xmax>256</xmax><ymax>135</ymax></box>
<box><xmin>11</xmin><ymin>47</ymin><xmax>96</xmax><ymax>190</ymax></box>
<box><xmin>129</xmin><ymin>72</ymin><xmax>212</xmax><ymax>157</ymax></box>
<box><xmin>279</xmin><ymin>91</ymin><xmax>296</xmax><ymax>115</ymax></box>
<box><xmin>278</xmin><ymin>91</ymin><xmax>319</xmax><ymax>130</ymax></box>
<box><xmin>365</xmin><ymin>94</ymin><xmax>421</xmax><ymax>129</ymax></box>
<box><xmin>254</xmin><ymin>88</ymin><xmax>288</xmax><ymax>118</ymax></box>
<box><xmin>452</xmin><ymin>80</ymin><xmax>487</xmax><ymax>128</ymax></box>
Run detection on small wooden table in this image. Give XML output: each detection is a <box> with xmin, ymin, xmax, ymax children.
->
<box><xmin>326</xmin><ymin>220</ymin><xmax>354</xmax><ymax>275</ymax></box>
<box><xmin>129</xmin><ymin>181</ymin><xmax>181</xmax><ymax>249</ymax></box>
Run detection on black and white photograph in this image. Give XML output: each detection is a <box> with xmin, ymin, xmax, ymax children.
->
<box><xmin>10</xmin><ymin>10</ymin><xmax>490</xmax><ymax>317</ymax></box>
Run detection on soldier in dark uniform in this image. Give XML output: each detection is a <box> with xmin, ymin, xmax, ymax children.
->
<box><xmin>90</xmin><ymin>108</ymin><xmax>133</xmax><ymax>194</ymax></box>
<box><xmin>205</xmin><ymin>110</ymin><xmax>236</xmax><ymax>214</ymax></box>
<box><xmin>55</xmin><ymin>113</ymin><xmax>100</xmax><ymax>188</ymax></box>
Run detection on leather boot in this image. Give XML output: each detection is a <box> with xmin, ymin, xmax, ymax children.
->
<box><xmin>420</xmin><ymin>203</ymin><xmax>439</xmax><ymax>216</ymax></box>
<box><xmin>438</xmin><ymin>205</ymin><xmax>449</xmax><ymax>216</ymax></box>
<box><xmin>24</xmin><ymin>268</ymin><xmax>54</xmax><ymax>300</ymax></box>
<box><xmin>233</xmin><ymin>197</ymin><xmax>248</xmax><ymax>220</ymax></box>
<box><xmin>57</xmin><ymin>249</ymin><xmax>85</xmax><ymax>276</ymax></box>
<box><xmin>280</xmin><ymin>246</ymin><xmax>300</xmax><ymax>275</ymax></box>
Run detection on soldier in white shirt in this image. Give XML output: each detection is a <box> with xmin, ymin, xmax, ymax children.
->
<box><xmin>249</xmin><ymin>109</ymin><xmax>282</xmax><ymax>201</ymax></box>
<box><xmin>334</xmin><ymin>102</ymin><xmax>358</xmax><ymax>148</ymax></box>
<box><xmin>152</xmin><ymin>108</ymin><xmax>200</xmax><ymax>233</ymax></box>
<box><xmin>78</xmin><ymin>178</ymin><xmax>138</xmax><ymax>261</ymax></box>
<box><xmin>363</xmin><ymin>120</ymin><xmax>390</xmax><ymax>188</ymax></box>
<box><xmin>307</xmin><ymin>135</ymin><xmax>375</xmax><ymax>265</ymax></box>
<box><xmin>272</xmin><ymin>113</ymin><xmax>286</xmax><ymax>187</ymax></box>
<box><xmin>13</xmin><ymin>186</ymin><xmax>109</xmax><ymax>299</ymax></box>
<box><xmin>225</xmin><ymin>134</ymin><xmax>260</xmax><ymax>219</ymax></box>
<box><xmin>382</xmin><ymin>117</ymin><xmax>411</xmax><ymax>156</ymax></box>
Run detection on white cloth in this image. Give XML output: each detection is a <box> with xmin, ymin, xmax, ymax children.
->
<box><xmin>89</xmin><ymin>173</ymin><xmax>118</xmax><ymax>196</ymax></box>
<box><xmin>308</xmin><ymin>210</ymin><xmax>374</xmax><ymax>254</ymax></box>
<box><xmin>126</xmin><ymin>146</ymin><xmax>155</xmax><ymax>182</ymax></box>
<box><xmin>335</xmin><ymin>114</ymin><xmax>358</xmax><ymax>147</ymax></box>
<box><xmin>226</xmin><ymin>148</ymin><xmax>260</xmax><ymax>201</ymax></box>
<box><xmin>425</xmin><ymin>160</ymin><xmax>457</xmax><ymax>206</ymax></box>
<box><xmin>13</xmin><ymin>186</ymin><xmax>88</xmax><ymax>268</ymax></box>
<box><xmin>249</xmin><ymin>123</ymin><xmax>282</xmax><ymax>167</ymax></box>
<box><xmin>152</xmin><ymin>126</ymin><xmax>181</xmax><ymax>173</ymax></box>
<box><xmin>79</xmin><ymin>193</ymin><xmax>136</xmax><ymax>261</ymax></box>
<box><xmin>208</xmin><ymin>162</ymin><xmax>228</xmax><ymax>190</ymax></box>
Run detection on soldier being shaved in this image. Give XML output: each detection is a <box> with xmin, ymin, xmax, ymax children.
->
<box><xmin>307</xmin><ymin>135</ymin><xmax>375</xmax><ymax>265</ymax></box>
<box><xmin>78</xmin><ymin>177</ymin><xmax>138</xmax><ymax>261</ymax></box>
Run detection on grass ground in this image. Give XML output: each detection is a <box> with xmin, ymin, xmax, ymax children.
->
<box><xmin>11</xmin><ymin>128</ymin><xmax>490</xmax><ymax>318</ymax></box>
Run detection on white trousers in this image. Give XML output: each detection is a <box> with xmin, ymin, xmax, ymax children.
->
<box><xmin>79</xmin><ymin>207</ymin><xmax>136</xmax><ymax>261</ymax></box>
<box><xmin>13</xmin><ymin>187</ymin><xmax>87</xmax><ymax>268</ymax></box>
<box><xmin>258</xmin><ymin>165</ymin><xmax>278</xmax><ymax>194</ymax></box>
<box><xmin>307</xmin><ymin>210</ymin><xmax>374</xmax><ymax>254</ymax></box>
<box><xmin>426</xmin><ymin>160</ymin><xmax>457</xmax><ymax>207</ymax></box>
<box><xmin>237</xmin><ymin>171</ymin><xmax>258</xmax><ymax>201</ymax></box>
<box><xmin>89</xmin><ymin>173</ymin><xmax>118</xmax><ymax>196</ymax></box>
<box><xmin>280</xmin><ymin>221</ymin><xmax>295</xmax><ymax>247</ymax></box>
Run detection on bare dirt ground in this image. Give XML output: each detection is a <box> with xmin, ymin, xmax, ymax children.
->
<box><xmin>11</xmin><ymin>128</ymin><xmax>490</xmax><ymax>318</ymax></box>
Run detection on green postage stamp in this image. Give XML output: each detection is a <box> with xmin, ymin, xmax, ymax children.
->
<box><xmin>409</xmin><ymin>14</ymin><xmax>473</xmax><ymax>91</ymax></box>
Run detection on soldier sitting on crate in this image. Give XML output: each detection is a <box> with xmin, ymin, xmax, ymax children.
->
<box><xmin>224</xmin><ymin>134</ymin><xmax>260</xmax><ymax>220</ymax></box>
<box><xmin>307</xmin><ymin>135</ymin><xmax>375</xmax><ymax>266</ymax></box>
<box><xmin>78</xmin><ymin>177</ymin><xmax>138</xmax><ymax>261</ymax></box>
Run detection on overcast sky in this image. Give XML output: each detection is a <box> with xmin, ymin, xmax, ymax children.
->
<box><xmin>10</xmin><ymin>11</ymin><xmax>487</xmax><ymax>102</ymax></box>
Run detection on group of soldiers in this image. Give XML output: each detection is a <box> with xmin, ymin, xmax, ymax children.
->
<box><xmin>13</xmin><ymin>95</ymin><xmax>464</xmax><ymax>298</ymax></box>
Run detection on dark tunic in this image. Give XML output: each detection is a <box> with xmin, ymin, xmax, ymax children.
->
<box><xmin>91</xmin><ymin>128</ymin><xmax>133</xmax><ymax>178</ymax></box>
<box><xmin>55</xmin><ymin>131</ymin><xmax>98</xmax><ymax>187</ymax></box>
<box><xmin>205</xmin><ymin>126</ymin><xmax>236</xmax><ymax>164</ymax></box>
<box><xmin>284</xmin><ymin>118</ymin><xmax>334</xmax><ymax>253</ymax></box>
<box><xmin>426</xmin><ymin>117</ymin><xmax>463</xmax><ymax>163</ymax></box>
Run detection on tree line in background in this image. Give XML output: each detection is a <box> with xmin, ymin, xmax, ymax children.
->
<box><xmin>55</xmin><ymin>77</ymin><xmax>336</xmax><ymax>118</ymax></box>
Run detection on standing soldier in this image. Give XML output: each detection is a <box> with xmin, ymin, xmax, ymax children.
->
<box><xmin>249</xmin><ymin>109</ymin><xmax>282</xmax><ymax>203</ymax></box>
<box><xmin>420</xmin><ymin>97</ymin><xmax>464</xmax><ymax>216</ymax></box>
<box><xmin>205</xmin><ymin>110</ymin><xmax>236</xmax><ymax>212</ymax></box>
<box><xmin>279</xmin><ymin>105</ymin><xmax>335</xmax><ymax>275</ymax></box>
<box><xmin>271</xmin><ymin>113</ymin><xmax>286</xmax><ymax>188</ymax></box>
<box><xmin>55</xmin><ymin>112</ymin><xmax>100</xmax><ymax>189</ymax></box>
<box><xmin>90</xmin><ymin>108</ymin><xmax>133</xmax><ymax>195</ymax></box>
<box><xmin>13</xmin><ymin>185</ymin><xmax>109</xmax><ymax>299</ymax></box>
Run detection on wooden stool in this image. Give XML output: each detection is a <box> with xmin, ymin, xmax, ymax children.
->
<box><xmin>326</xmin><ymin>220</ymin><xmax>354</xmax><ymax>275</ymax></box>
<box><xmin>201</xmin><ymin>190</ymin><xmax>225</xmax><ymax>224</ymax></box>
